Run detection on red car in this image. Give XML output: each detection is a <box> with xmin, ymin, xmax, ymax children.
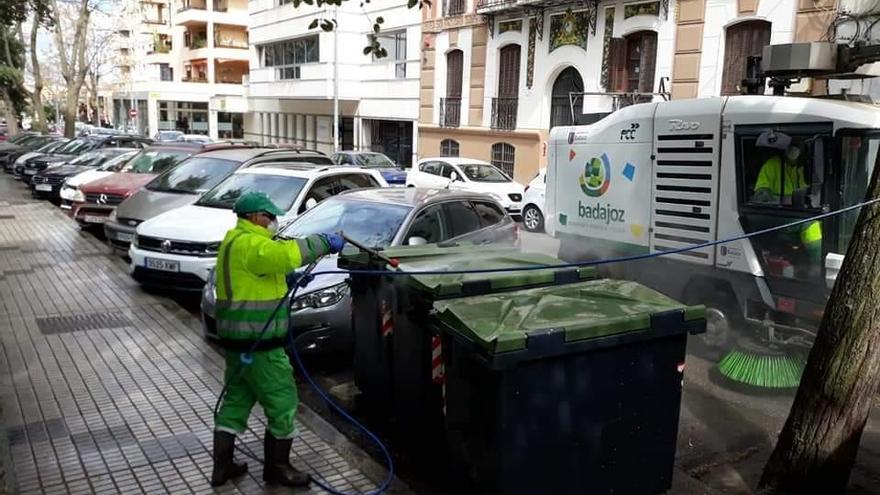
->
<box><xmin>72</xmin><ymin>144</ymin><xmax>202</xmax><ymax>227</ymax></box>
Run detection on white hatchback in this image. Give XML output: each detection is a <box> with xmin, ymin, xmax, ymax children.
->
<box><xmin>521</xmin><ymin>169</ymin><xmax>546</xmax><ymax>232</ymax></box>
<box><xmin>128</xmin><ymin>164</ymin><xmax>387</xmax><ymax>291</ymax></box>
<box><xmin>405</xmin><ymin>157</ymin><xmax>525</xmax><ymax>217</ymax></box>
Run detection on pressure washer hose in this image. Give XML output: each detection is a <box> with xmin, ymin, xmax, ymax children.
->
<box><xmin>212</xmin><ymin>197</ymin><xmax>880</xmax><ymax>494</ymax></box>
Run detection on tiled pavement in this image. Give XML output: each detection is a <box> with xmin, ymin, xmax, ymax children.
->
<box><xmin>0</xmin><ymin>178</ymin><xmax>407</xmax><ymax>495</ymax></box>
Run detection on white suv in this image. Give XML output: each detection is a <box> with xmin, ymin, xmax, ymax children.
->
<box><xmin>128</xmin><ymin>163</ymin><xmax>387</xmax><ymax>291</ymax></box>
<box><xmin>406</xmin><ymin>157</ymin><xmax>525</xmax><ymax>217</ymax></box>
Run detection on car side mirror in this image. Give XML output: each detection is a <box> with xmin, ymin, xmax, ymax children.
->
<box><xmin>450</xmin><ymin>171</ymin><xmax>460</xmax><ymax>182</ymax></box>
<box><xmin>407</xmin><ymin>236</ymin><xmax>428</xmax><ymax>246</ymax></box>
<box><xmin>304</xmin><ymin>197</ymin><xmax>318</xmax><ymax>210</ymax></box>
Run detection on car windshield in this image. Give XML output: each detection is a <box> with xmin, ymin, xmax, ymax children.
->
<box><xmin>122</xmin><ymin>149</ymin><xmax>191</xmax><ymax>174</ymax></box>
<box><xmin>147</xmin><ymin>157</ymin><xmax>240</xmax><ymax>194</ymax></box>
<box><xmin>283</xmin><ymin>197</ymin><xmax>412</xmax><ymax>249</ymax></box>
<box><xmin>98</xmin><ymin>152</ymin><xmax>137</xmax><ymax>171</ymax></box>
<box><xmin>460</xmin><ymin>164</ymin><xmax>511</xmax><ymax>183</ymax></box>
<box><xmin>57</xmin><ymin>139</ymin><xmax>90</xmax><ymax>154</ymax></box>
<box><xmin>36</xmin><ymin>140</ymin><xmax>66</xmax><ymax>153</ymax></box>
<box><xmin>354</xmin><ymin>153</ymin><xmax>396</xmax><ymax>168</ymax></box>
<box><xmin>196</xmin><ymin>173</ymin><xmax>308</xmax><ymax>211</ymax></box>
<box><xmin>67</xmin><ymin>151</ymin><xmax>107</xmax><ymax>166</ymax></box>
<box><xmin>157</xmin><ymin>131</ymin><xmax>183</xmax><ymax>141</ymax></box>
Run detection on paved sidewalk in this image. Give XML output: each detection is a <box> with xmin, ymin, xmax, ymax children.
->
<box><xmin>0</xmin><ymin>178</ymin><xmax>406</xmax><ymax>494</ymax></box>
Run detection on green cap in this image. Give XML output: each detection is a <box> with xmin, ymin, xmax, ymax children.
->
<box><xmin>233</xmin><ymin>192</ymin><xmax>286</xmax><ymax>216</ymax></box>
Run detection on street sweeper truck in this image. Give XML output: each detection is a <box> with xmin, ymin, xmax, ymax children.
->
<box><xmin>546</xmin><ymin>91</ymin><xmax>880</xmax><ymax>388</ymax></box>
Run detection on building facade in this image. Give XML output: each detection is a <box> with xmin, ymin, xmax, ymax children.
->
<box><xmin>418</xmin><ymin>0</ymin><xmax>851</xmax><ymax>184</ymax></box>
<box><xmin>244</xmin><ymin>0</ymin><xmax>421</xmax><ymax>164</ymax></box>
<box><xmin>111</xmin><ymin>0</ymin><xmax>249</xmax><ymax>138</ymax></box>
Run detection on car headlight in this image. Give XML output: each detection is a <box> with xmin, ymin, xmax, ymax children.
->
<box><xmin>291</xmin><ymin>282</ymin><xmax>348</xmax><ymax>311</ymax></box>
<box><xmin>71</xmin><ymin>188</ymin><xmax>85</xmax><ymax>202</ymax></box>
<box><xmin>132</xmin><ymin>235</ymin><xmax>139</xmax><ymax>248</ymax></box>
<box><xmin>108</xmin><ymin>210</ymin><xmax>117</xmax><ymax>223</ymax></box>
<box><xmin>204</xmin><ymin>242</ymin><xmax>221</xmax><ymax>255</ymax></box>
<box><xmin>204</xmin><ymin>272</ymin><xmax>217</xmax><ymax>306</ymax></box>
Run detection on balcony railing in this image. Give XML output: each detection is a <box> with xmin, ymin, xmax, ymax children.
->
<box><xmin>475</xmin><ymin>0</ymin><xmax>515</xmax><ymax>12</ymax></box>
<box><xmin>445</xmin><ymin>0</ymin><xmax>466</xmax><ymax>16</ymax></box>
<box><xmin>440</xmin><ymin>97</ymin><xmax>461</xmax><ymax>128</ymax></box>
<box><xmin>214</xmin><ymin>36</ymin><xmax>248</xmax><ymax>49</ymax></box>
<box><xmin>491</xmin><ymin>97</ymin><xmax>518</xmax><ymax>130</ymax></box>
<box><xmin>177</xmin><ymin>0</ymin><xmax>206</xmax><ymax>12</ymax></box>
<box><xmin>182</xmin><ymin>76</ymin><xmax>208</xmax><ymax>83</ymax></box>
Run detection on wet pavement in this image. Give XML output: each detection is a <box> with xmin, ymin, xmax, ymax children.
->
<box><xmin>0</xmin><ymin>177</ymin><xmax>408</xmax><ymax>495</ymax></box>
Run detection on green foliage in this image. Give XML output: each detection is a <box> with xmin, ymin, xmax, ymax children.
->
<box><xmin>0</xmin><ymin>0</ymin><xmax>51</xmax><ymax>27</ymax></box>
<box><xmin>0</xmin><ymin>66</ymin><xmax>28</xmax><ymax>114</ymax></box>
<box><xmin>285</xmin><ymin>0</ymin><xmax>431</xmax><ymax>58</ymax></box>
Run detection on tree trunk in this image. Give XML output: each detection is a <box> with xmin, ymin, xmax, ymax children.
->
<box><xmin>51</xmin><ymin>0</ymin><xmax>91</xmax><ymax>138</ymax></box>
<box><xmin>759</xmin><ymin>156</ymin><xmax>880</xmax><ymax>493</ymax></box>
<box><xmin>1</xmin><ymin>88</ymin><xmax>20</xmax><ymax>137</ymax></box>
<box><xmin>29</xmin><ymin>17</ymin><xmax>47</xmax><ymax>133</ymax></box>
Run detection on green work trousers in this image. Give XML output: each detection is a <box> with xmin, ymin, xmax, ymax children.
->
<box><xmin>215</xmin><ymin>348</ymin><xmax>299</xmax><ymax>439</ymax></box>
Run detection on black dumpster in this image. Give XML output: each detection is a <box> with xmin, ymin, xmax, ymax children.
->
<box><xmin>432</xmin><ymin>279</ymin><xmax>706</xmax><ymax>495</ymax></box>
<box><xmin>341</xmin><ymin>244</ymin><xmax>597</xmax><ymax>449</ymax></box>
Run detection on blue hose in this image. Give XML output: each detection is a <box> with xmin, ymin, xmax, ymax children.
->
<box><xmin>213</xmin><ymin>196</ymin><xmax>880</xmax><ymax>494</ymax></box>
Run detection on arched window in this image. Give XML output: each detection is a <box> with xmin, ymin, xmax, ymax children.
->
<box><xmin>550</xmin><ymin>67</ymin><xmax>584</xmax><ymax>128</ymax></box>
<box><xmin>491</xmin><ymin>142</ymin><xmax>515</xmax><ymax>177</ymax></box>
<box><xmin>441</xmin><ymin>50</ymin><xmax>464</xmax><ymax>127</ymax></box>
<box><xmin>722</xmin><ymin>20</ymin><xmax>771</xmax><ymax>95</ymax></box>
<box><xmin>440</xmin><ymin>139</ymin><xmax>460</xmax><ymax>157</ymax></box>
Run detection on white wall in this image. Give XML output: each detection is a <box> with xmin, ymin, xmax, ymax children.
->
<box><xmin>697</xmin><ymin>0</ymin><xmax>797</xmax><ymax>98</ymax></box>
<box><xmin>480</xmin><ymin>0</ymin><xmax>676</xmax><ymax>130</ymax></box>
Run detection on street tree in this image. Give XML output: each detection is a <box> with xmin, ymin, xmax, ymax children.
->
<box><xmin>49</xmin><ymin>0</ymin><xmax>94</xmax><ymax>137</ymax></box>
<box><xmin>758</xmin><ymin>152</ymin><xmax>880</xmax><ymax>492</ymax></box>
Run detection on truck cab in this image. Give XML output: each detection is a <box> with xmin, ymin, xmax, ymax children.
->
<box><xmin>547</xmin><ymin>95</ymin><xmax>880</xmax><ymax>355</ymax></box>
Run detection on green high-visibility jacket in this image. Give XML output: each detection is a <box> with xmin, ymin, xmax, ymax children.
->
<box><xmin>215</xmin><ymin>218</ymin><xmax>330</xmax><ymax>344</ymax></box>
<box><xmin>754</xmin><ymin>156</ymin><xmax>822</xmax><ymax>246</ymax></box>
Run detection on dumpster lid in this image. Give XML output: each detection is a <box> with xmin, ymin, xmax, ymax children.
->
<box><xmin>434</xmin><ymin>279</ymin><xmax>706</xmax><ymax>355</ymax></box>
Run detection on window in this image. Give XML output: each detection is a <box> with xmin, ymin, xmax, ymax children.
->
<box><xmin>261</xmin><ymin>35</ymin><xmax>319</xmax><ymax>80</ymax></box>
<box><xmin>491</xmin><ymin>143</ymin><xmax>515</xmax><ymax>178</ymax></box>
<box><xmin>624</xmin><ymin>31</ymin><xmax>657</xmax><ymax>93</ymax></box>
<box><xmin>284</xmin><ymin>197</ymin><xmax>412</xmax><ymax>249</ymax></box>
<box><xmin>407</xmin><ymin>205</ymin><xmax>446</xmax><ymax>244</ymax></box>
<box><xmin>337</xmin><ymin>173</ymin><xmax>382</xmax><ymax>190</ymax></box>
<box><xmin>301</xmin><ymin>176</ymin><xmax>340</xmax><ymax>211</ymax></box>
<box><xmin>446</xmin><ymin>50</ymin><xmax>463</xmax><ymax>98</ymax></box>
<box><xmin>420</xmin><ymin>161</ymin><xmax>442</xmax><ymax>175</ymax></box>
<box><xmin>159</xmin><ymin>63</ymin><xmax>173</xmax><ymax>82</ymax></box>
<box><xmin>442</xmin><ymin>202</ymin><xmax>482</xmax><ymax>238</ymax></box>
<box><xmin>550</xmin><ymin>67</ymin><xmax>584</xmax><ymax>128</ymax></box>
<box><xmin>722</xmin><ymin>20</ymin><xmax>771</xmax><ymax>95</ymax></box>
<box><xmin>375</xmin><ymin>30</ymin><xmax>407</xmax><ymax>78</ymax></box>
<box><xmin>837</xmin><ymin>133</ymin><xmax>880</xmax><ymax>252</ymax></box>
<box><xmin>146</xmin><ymin>157</ymin><xmax>239</xmax><ymax>194</ymax></box>
<box><xmin>473</xmin><ymin>201</ymin><xmax>505</xmax><ymax>227</ymax></box>
<box><xmin>440</xmin><ymin>139</ymin><xmax>459</xmax><ymax>157</ymax></box>
<box><xmin>198</xmin><ymin>174</ymin><xmax>308</xmax><ymax>212</ymax></box>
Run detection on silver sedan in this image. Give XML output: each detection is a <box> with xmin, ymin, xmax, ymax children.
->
<box><xmin>201</xmin><ymin>187</ymin><xmax>518</xmax><ymax>355</ymax></box>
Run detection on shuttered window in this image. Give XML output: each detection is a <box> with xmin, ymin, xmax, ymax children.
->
<box><xmin>721</xmin><ymin>20</ymin><xmax>771</xmax><ymax>95</ymax></box>
<box><xmin>491</xmin><ymin>143</ymin><xmax>515</xmax><ymax>177</ymax></box>
<box><xmin>608</xmin><ymin>31</ymin><xmax>657</xmax><ymax>93</ymax></box>
<box><xmin>497</xmin><ymin>45</ymin><xmax>521</xmax><ymax>98</ymax></box>
<box><xmin>608</xmin><ymin>38</ymin><xmax>628</xmax><ymax>92</ymax></box>
<box><xmin>446</xmin><ymin>50</ymin><xmax>464</xmax><ymax>98</ymax></box>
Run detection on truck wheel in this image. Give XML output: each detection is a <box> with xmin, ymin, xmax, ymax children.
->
<box><xmin>522</xmin><ymin>205</ymin><xmax>544</xmax><ymax>233</ymax></box>
<box><xmin>685</xmin><ymin>289</ymin><xmax>739</xmax><ymax>361</ymax></box>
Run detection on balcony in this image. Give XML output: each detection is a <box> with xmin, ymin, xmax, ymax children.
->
<box><xmin>490</xmin><ymin>97</ymin><xmax>518</xmax><ymax>130</ymax></box>
<box><xmin>182</xmin><ymin>76</ymin><xmax>209</xmax><ymax>83</ymax></box>
<box><xmin>213</xmin><ymin>0</ymin><xmax>227</xmax><ymax>11</ymax></box>
<box><xmin>214</xmin><ymin>27</ymin><xmax>248</xmax><ymax>49</ymax></box>
<box><xmin>439</xmin><ymin>97</ymin><xmax>461</xmax><ymax>128</ymax></box>
<box><xmin>177</xmin><ymin>0</ymin><xmax>206</xmax><ymax>12</ymax></box>
<box><xmin>475</xmin><ymin>0</ymin><xmax>515</xmax><ymax>14</ymax></box>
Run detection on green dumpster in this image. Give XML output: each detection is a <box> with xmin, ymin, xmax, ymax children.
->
<box><xmin>433</xmin><ymin>279</ymin><xmax>706</xmax><ymax>495</ymax></box>
<box><xmin>341</xmin><ymin>244</ymin><xmax>597</xmax><ymax>449</ymax></box>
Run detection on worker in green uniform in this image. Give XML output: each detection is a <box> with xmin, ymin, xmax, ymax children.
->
<box><xmin>211</xmin><ymin>192</ymin><xmax>345</xmax><ymax>487</ymax></box>
<box><xmin>752</xmin><ymin>144</ymin><xmax>822</xmax><ymax>272</ymax></box>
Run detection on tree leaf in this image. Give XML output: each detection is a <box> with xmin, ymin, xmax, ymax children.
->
<box><xmin>321</xmin><ymin>20</ymin><xmax>334</xmax><ymax>31</ymax></box>
<box><xmin>373</xmin><ymin>23</ymin><xmax>380</xmax><ymax>33</ymax></box>
<box><xmin>363</xmin><ymin>46</ymin><xmax>373</xmax><ymax>55</ymax></box>
<box><xmin>308</xmin><ymin>18</ymin><xmax>319</xmax><ymax>29</ymax></box>
<box><xmin>376</xmin><ymin>16</ymin><xmax>384</xmax><ymax>24</ymax></box>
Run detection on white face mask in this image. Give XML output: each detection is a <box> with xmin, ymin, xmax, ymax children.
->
<box><xmin>267</xmin><ymin>220</ymin><xmax>278</xmax><ymax>234</ymax></box>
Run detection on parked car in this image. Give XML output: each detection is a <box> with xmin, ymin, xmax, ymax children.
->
<box><xmin>60</xmin><ymin>151</ymin><xmax>138</xmax><ymax>211</ymax></box>
<box><xmin>200</xmin><ymin>188</ymin><xmax>517</xmax><ymax>353</ymax></box>
<box><xmin>521</xmin><ymin>168</ymin><xmax>546</xmax><ymax>232</ymax></box>
<box><xmin>2</xmin><ymin>135</ymin><xmax>62</xmax><ymax>170</ymax></box>
<box><xmin>6</xmin><ymin>138</ymin><xmax>70</xmax><ymax>174</ymax></box>
<box><xmin>105</xmin><ymin>147</ymin><xmax>336</xmax><ymax>252</ymax></box>
<box><xmin>30</xmin><ymin>148</ymin><xmax>136</xmax><ymax>200</ymax></box>
<box><xmin>154</xmin><ymin>131</ymin><xmax>184</xmax><ymax>142</ymax></box>
<box><xmin>406</xmin><ymin>157</ymin><xmax>525</xmax><ymax>217</ymax></box>
<box><xmin>71</xmin><ymin>144</ymin><xmax>201</xmax><ymax>227</ymax></box>
<box><xmin>177</xmin><ymin>134</ymin><xmax>214</xmax><ymax>144</ymax></box>
<box><xmin>331</xmin><ymin>151</ymin><xmax>407</xmax><ymax>186</ymax></box>
<box><xmin>20</xmin><ymin>134</ymin><xmax>152</xmax><ymax>183</ymax></box>
<box><xmin>129</xmin><ymin>164</ymin><xmax>387</xmax><ymax>291</ymax></box>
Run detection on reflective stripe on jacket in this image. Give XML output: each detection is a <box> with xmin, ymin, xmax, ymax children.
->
<box><xmin>215</xmin><ymin>218</ymin><xmax>330</xmax><ymax>341</ymax></box>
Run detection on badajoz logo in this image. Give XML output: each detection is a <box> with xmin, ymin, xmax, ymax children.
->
<box><xmin>579</xmin><ymin>154</ymin><xmax>611</xmax><ymax>197</ymax></box>
<box><xmin>577</xmin><ymin>153</ymin><xmax>625</xmax><ymax>224</ymax></box>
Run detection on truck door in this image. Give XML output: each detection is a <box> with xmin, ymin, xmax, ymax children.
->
<box><xmin>650</xmin><ymin>99</ymin><xmax>723</xmax><ymax>264</ymax></box>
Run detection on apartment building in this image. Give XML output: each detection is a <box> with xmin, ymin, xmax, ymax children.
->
<box><xmin>244</xmin><ymin>0</ymin><xmax>421</xmax><ymax>164</ymax></box>
<box><xmin>418</xmin><ymin>0</ymin><xmax>849</xmax><ymax>184</ymax></box>
<box><xmin>111</xmin><ymin>0</ymin><xmax>249</xmax><ymax>138</ymax></box>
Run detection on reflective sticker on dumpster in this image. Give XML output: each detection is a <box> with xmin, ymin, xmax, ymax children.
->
<box><xmin>432</xmin><ymin>335</ymin><xmax>446</xmax><ymax>416</ymax></box>
<box><xmin>380</xmin><ymin>301</ymin><xmax>393</xmax><ymax>337</ymax></box>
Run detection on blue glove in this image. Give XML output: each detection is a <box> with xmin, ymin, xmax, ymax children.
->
<box><xmin>321</xmin><ymin>233</ymin><xmax>346</xmax><ymax>254</ymax></box>
<box><xmin>286</xmin><ymin>271</ymin><xmax>314</xmax><ymax>289</ymax></box>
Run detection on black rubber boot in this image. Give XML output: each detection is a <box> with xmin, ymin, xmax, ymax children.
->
<box><xmin>210</xmin><ymin>431</ymin><xmax>248</xmax><ymax>486</ymax></box>
<box><xmin>262</xmin><ymin>432</ymin><xmax>311</xmax><ymax>487</ymax></box>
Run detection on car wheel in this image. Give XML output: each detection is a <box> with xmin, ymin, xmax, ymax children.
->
<box><xmin>522</xmin><ymin>205</ymin><xmax>544</xmax><ymax>233</ymax></box>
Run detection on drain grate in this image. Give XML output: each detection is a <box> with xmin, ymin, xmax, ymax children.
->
<box><xmin>0</xmin><ymin>214</ymin><xmax>14</xmax><ymax>220</ymax></box>
<box><xmin>37</xmin><ymin>311</ymin><xmax>132</xmax><ymax>335</ymax></box>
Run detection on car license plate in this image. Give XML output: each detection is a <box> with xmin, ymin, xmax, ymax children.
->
<box><xmin>145</xmin><ymin>257</ymin><xmax>179</xmax><ymax>272</ymax></box>
<box><xmin>82</xmin><ymin>214</ymin><xmax>107</xmax><ymax>224</ymax></box>
<box><xmin>115</xmin><ymin>232</ymin><xmax>134</xmax><ymax>242</ymax></box>
<box><xmin>35</xmin><ymin>184</ymin><xmax>53</xmax><ymax>192</ymax></box>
